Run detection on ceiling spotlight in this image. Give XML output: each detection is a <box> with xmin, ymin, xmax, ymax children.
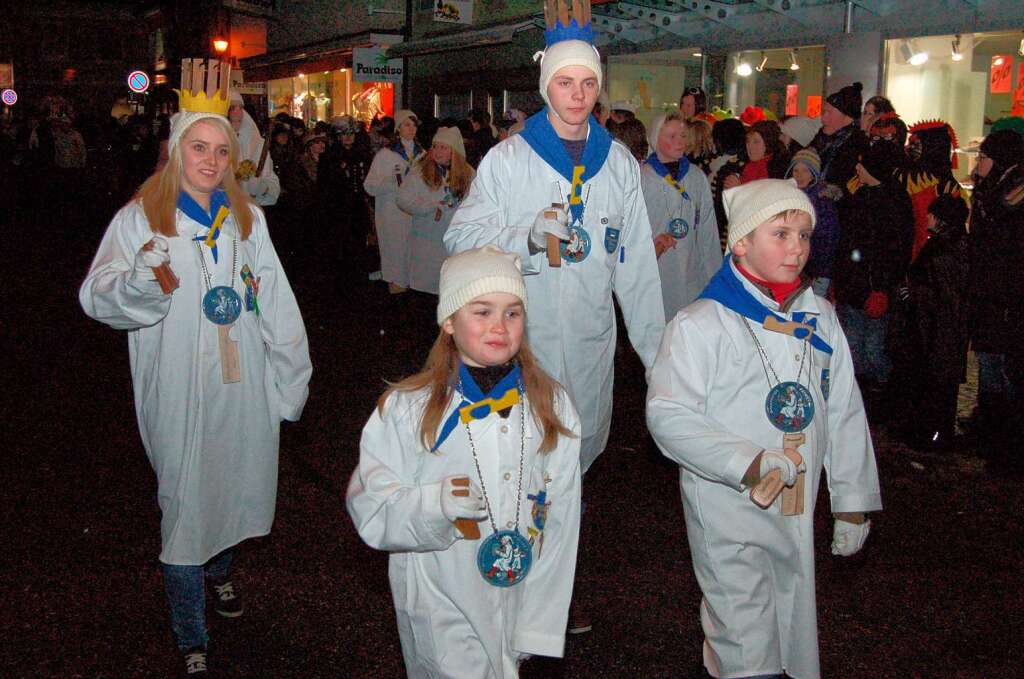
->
<box><xmin>1018</xmin><ymin>37</ymin><xmax>1024</xmax><ymax>58</ymax></box>
<box><xmin>789</xmin><ymin>49</ymin><xmax>800</xmax><ymax>71</ymax></box>
<box><xmin>756</xmin><ymin>52</ymin><xmax>768</xmax><ymax>73</ymax></box>
<box><xmin>951</xmin><ymin>35</ymin><xmax>963</xmax><ymax>62</ymax></box>
<box><xmin>900</xmin><ymin>39</ymin><xmax>928</xmax><ymax>66</ymax></box>
<box><xmin>735</xmin><ymin>54</ymin><xmax>753</xmax><ymax>77</ymax></box>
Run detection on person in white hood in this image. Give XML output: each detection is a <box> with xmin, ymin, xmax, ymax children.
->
<box><xmin>347</xmin><ymin>245</ymin><xmax>581</xmax><ymax>678</ymax></box>
<box><xmin>229</xmin><ymin>91</ymin><xmax>281</xmax><ymax>206</ymax></box>
<box><xmin>646</xmin><ymin>179</ymin><xmax>881</xmax><ymax>679</ymax></box>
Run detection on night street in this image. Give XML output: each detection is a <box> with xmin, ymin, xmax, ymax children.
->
<box><xmin>2</xmin><ymin>192</ymin><xmax>1019</xmax><ymax>678</ymax></box>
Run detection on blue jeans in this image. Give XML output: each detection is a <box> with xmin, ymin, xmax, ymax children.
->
<box><xmin>837</xmin><ymin>303</ymin><xmax>891</xmax><ymax>383</ymax></box>
<box><xmin>162</xmin><ymin>548</ymin><xmax>234</xmax><ymax>650</ymax></box>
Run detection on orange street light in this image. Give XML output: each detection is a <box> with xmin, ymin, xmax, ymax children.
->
<box><xmin>213</xmin><ymin>37</ymin><xmax>229</xmax><ymax>54</ymax></box>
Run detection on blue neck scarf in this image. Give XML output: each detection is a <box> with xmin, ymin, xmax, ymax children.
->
<box><xmin>698</xmin><ymin>256</ymin><xmax>833</xmax><ymax>355</ymax></box>
<box><xmin>392</xmin><ymin>139</ymin><xmax>423</xmax><ymax>171</ymax></box>
<box><xmin>646</xmin><ymin>153</ymin><xmax>691</xmax><ymax>199</ymax></box>
<box><xmin>178</xmin><ymin>190</ymin><xmax>230</xmax><ymax>263</ymax></box>
<box><xmin>431</xmin><ymin>362</ymin><xmax>522</xmax><ymax>452</ymax></box>
<box><xmin>521</xmin><ymin>108</ymin><xmax>612</xmax><ymax>225</ymax></box>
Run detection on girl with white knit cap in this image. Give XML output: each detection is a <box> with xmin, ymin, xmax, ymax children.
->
<box><xmin>444</xmin><ymin>0</ymin><xmax>664</xmax><ymax>478</ymax></box>
<box><xmin>364</xmin><ymin>109</ymin><xmax>423</xmax><ymax>293</ymax></box>
<box><xmin>398</xmin><ymin>126</ymin><xmax>475</xmax><ymax>294</ymax></box>
<box><xmin>641</xmin><ymin>111</ymin><xmax>721</xmax><ymax>320</ymax></box>
<box><xmin>79</xmin><ymin>64</ymin><xmax>311</xmax><ymax>676</ymax></box>
<box><xmin>646</xmin><ymin>179</ymin><xmax>881</xmax><ymax>679</ymax></box>
<box><xmin>348</xmin><ymin>245</ymin><xmax>582</xmax><ymax>678</ymax></box>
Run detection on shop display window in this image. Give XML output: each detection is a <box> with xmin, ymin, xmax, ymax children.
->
<box><xmin>267</xmin><ymin>69</ymin><xmax>394</xmax><ymax>127</ymax></box>
<box><xmin>725</xmin><ymin>46</ymin><xmax>825</xmax><ymax>121</ymax></box>
<box><xmin>884</xmin><ymin>30</ymin><xmax>1023</xmax><ymax>182</ymax></box>
<box><xmin>607</xmin><ymin>48</ymin><xmax>703</xmax><ymax>127</ymax></box>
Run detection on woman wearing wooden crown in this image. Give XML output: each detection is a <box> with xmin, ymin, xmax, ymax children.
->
<box><xmin>79</xmin><ymin>60</ymin><xmax>312</xmax><ymax>677</ymax></box>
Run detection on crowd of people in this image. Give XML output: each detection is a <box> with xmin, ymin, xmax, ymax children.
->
<box><xmin>42</xmin><ymin>8</ymin><xmax>1023</xmax><ymax>676</ymax></box>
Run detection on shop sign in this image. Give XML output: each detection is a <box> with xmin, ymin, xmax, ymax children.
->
<box><xmin>785</xmin><ymin>85</ymin><xmax>799</xmax><ymax>117</ymax></box>
<box><xmin>1012</xmin><ymin>63</ymin><xmax>1024</xmax><ymax>117</ymax></box>
<box><xmin>353</xmin><ymin>47</ymin><xmax>403</xmax><ymax>83</ymax></box>
<box><xmin>236</xmin><ymin>82</ymin><xmax>266</xmax><ymax>95</ymax></box>
<box><xmin>990</xmin><ymin>55</ymin><xmax>1012</xmax><ymax>94</ymax></box>
<box><xmin>433</xmin><ymin>0</ymin><xmax>473</xmax><ymax>25</ymax></box>
<box><xmin>0</xmin><ymin>63</ymin><xmax>13</xmax><ymax>89</ymax></box>
<box><xmin>805</xmin><ymin>95</ymin><xmax>821</xmax><ymax>118</ymax></box>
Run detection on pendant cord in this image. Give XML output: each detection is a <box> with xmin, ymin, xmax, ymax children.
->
<box><xmin>461</xmin><ymin>380</ymin><xmax>526</xmax><ymax>536</ymax></box>
<box><xmin>195</xmin><ymin>238</ymin><xmax>238</xmax><ymax>294</ymax></box>
<box><xmin>742</xmin><ymin>316</ymin><xmax>808</xmax><ymax>391</ymax></box>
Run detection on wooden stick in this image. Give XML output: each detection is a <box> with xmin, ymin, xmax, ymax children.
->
<box><xmin>450</xmin><ymin>477</ymin><xmax>481</xmax><ymax>540</ymax></box>
<box><xmin>572</xmin><ymin>0</ymin><xmax>583</xmax><ymax>24</ymax></box>
<box><xmin>781</xmin><ymin>433</ymin><xmax>806</xmax><ymax>516</ymax></box>
<box><xmin>181</xmin><ymin>59</ymin><xmax>191</xmax><ymax>93</ymax></box>
<box><xmin>220</xmin><ymin>62</ymin><xmax>231</xmax><ymax>99</ymax></box>
<box><xmin>545</xmin><ymin>202</ymin><xmax>564</xmax><ymax>267</ymax></box>
<box><xmin>193</xmin><ymin>60</ymin><xmax>203</xmax><ymax>98</ymax></box>
<box><xmin>558</xmin><ymin>0</ymin><xmax>569</xmax><ymax>28</ymax></box>
<box><xmin>206</xmin><ymin>60</ymin><xmax>215</xmax><ymax>99</ymax></box>
<box><xmin>582</xmin><ymin>0</ymin><xmax>591</xmax><ymax>24</ymax></box>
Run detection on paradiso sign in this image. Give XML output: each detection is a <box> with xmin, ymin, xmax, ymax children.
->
<box><xmin>352</xmin><ymin>48</ymin><xmax>403</xmax><ymax>83</ymax></box>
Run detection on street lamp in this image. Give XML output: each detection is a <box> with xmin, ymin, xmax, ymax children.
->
<box><xmin>213</xmin><ymin>36</ymin><xmax>229</xmax><ymax>54</ymax></box>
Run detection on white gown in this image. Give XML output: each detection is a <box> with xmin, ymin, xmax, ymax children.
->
<box><xmin>444</xmin><ymin>133</ymin><xmax>665</xmax><ymax>473</ymax></box>
<box><xmin>365</xmin><ymin>144</ymin><xmax>418</xmax><ymax>287</ymax></box>
<box><xmin>79</xmin><ymin>201</ymin><xmax>311</xmax><ymax>565</ymax></box>
<box><xmin>347</xmin><ymin>388</ymin><xmax>582</xmax><ymax>678</ymax></box>
<box><xmin>639</xmin><ymin>161</ymin><xmax>721</xmax><ymax>320</ymax></box>
<box><xmin>236</xmin><ymin>109</ymin><xmax>281</xmax><ymax>207</ymax></box>
<box><xmin>645</xmin><ymin>261</ymin><xmax>882</xmax><ymax>679</ymax></box>
<box><xmin>397</xmin><ymin>163</ymin><xmax>464</xmax><ymax>295</ymax></box>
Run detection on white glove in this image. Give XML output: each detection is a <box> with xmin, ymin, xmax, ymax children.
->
<box><xmin>831</xmin><ymin>518</ymin><xmax>871</xmax><ymax>556</ymax></box>
<box><xmin>131</xmin><ymin>236</ymin><xmax>171</xmax><ymax>288</ymax></box>
<box><xmin>529</xmin><ymin>205</ymin><xmax>570</xmax><ymax>250</ymax></box>
<box><xmin>440</xmin><ymin>476</ymin><xmax>487</xmax><ymax>523</ymax></box>
<box><xmin>759</xmin><ymin>449</ymin><xmax>806</xmax><ymax>487</ymax></box>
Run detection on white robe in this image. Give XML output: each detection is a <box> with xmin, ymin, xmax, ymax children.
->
<box><xmin>444</xmin><ymin>133</ymin><xmax>665</xmax><ymax>473</ymax></box>
<box><xmin>236</xmin><ymin>109</ymin><xmax>281</xmax><ymax>207</ymax></box>
<box><xmin>397</xmin><ymin>164</ymin><xmax>463</xmax><ymax>295</ymax></box>
<box><xmin>347</xmin><ymin>388</ymin><xmax>582</xmax><ymax>679</ymax></box>
<box><xmin>645</xmin><ymin>262</ymin><xmax>882</xmax><ymax>679</ymax></box>
<box><xmin>79</xmin><ymin>202</ymin><xmax>311</xmax><ymax>565</ymax></box>
<box><xmin>640</xmin><ymin>161</ymin><xmax>721</xmax><ymax>320</ymax></box>
<box><xmin>365</xmin><ymin>145</ymin><xmax>417</xmax><ymax>287</ymax></box>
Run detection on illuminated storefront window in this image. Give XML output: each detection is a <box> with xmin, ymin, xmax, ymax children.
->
<box><xmin>725</xmin><ymin>46</ymin><xmax>825</xmax><ymax>120</ymax></box>
<box><xmin>883</xmin><ymin>30</ymin><xmax>1023</xmax><ymax>182</ymax></box>
<box><xmin>607</xmin><ymin>48</ymin><xmax>703</xmax><ymax>127</ymax></box>
<box><xmin>266</xmin><ymin>68</ymin><xmax>395</xmax><ymax>126</ymax></box>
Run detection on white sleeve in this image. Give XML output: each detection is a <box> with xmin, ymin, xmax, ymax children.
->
<box><xmin>512</xmin><ymin>395</ymin><xmax>582</xmax><ymax>658</ymax></box>
<box><xmin>822</xmin><ymin>310</ymin><xmax>883</xmax><ymax>513</ymax></box>
<box><xmin>695</xmin><ymin>172</ymin><xmax>723</xmax><ymax>282</ymax></box>
<box><xmin>612</xmin><ymin>159</ymin><xmax>667</xmax><ymax>371</ymax></box>
<box><xmin>252</xmin><ymin>208</ymin><xmax>311</xmax><ymax>421</ymax></box>
<box><xmin>250</xmin><ymin>141</ymin><xmax>281</xmax><ymax>206</ymax></box>
<box><xmin>78</xmin><ymin>205</ymin><xmax>172</xmax><ymax>331</ymax></box>
<box><xmin>364</xmin><ymin>149</ymin><xmax>398</xmax><ymax>198</ymax></box>
<box><xmin>396</xmin><ymin>170</ymin><xmax>440</xmax><ymax>216</ymax></box>
<box><xmin>646</xmin><ymin>316</ymin><xmax>763</xmax><ymax>490</ymax></box>
<box><xmin>443</xmin><ymin>146</ymin><xmax>540</xmax><ymax>274</ymax></box>
<box><xmin>346</xmin><ymin>394</ymin><xmax>461</xmax><ymax>553</ymax></box>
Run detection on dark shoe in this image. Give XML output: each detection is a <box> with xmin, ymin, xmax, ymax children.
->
<box><xmin>182</xmin><ymin>646</ymin><xmax>208</xmax><ymax>676</ymax></box>
<box><xmin>209</xmin><ymin>579</ymin><xmax>244</xmax><ymax>618</ymax></box>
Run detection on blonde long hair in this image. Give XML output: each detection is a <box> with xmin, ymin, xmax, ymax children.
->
<box><xmin>417</xmin><ymin>148</ymin><xmax>475</xmax><ymax>201</ymax></box>
<box><xmin>377</xmin><ymin>330</ymin><xmax>574</xmax><ymax>454</ymax></box>
<box><xmin>683</xmin><ymin>117</ymin><xmax>715</xmax><ymax>159</ymax></box>
<box><xmin>134</xmin><ymin>116</ymin><xmax>254</xmax><ymax>239</ymax></box>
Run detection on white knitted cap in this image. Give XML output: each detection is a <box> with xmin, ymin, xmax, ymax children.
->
<box><xmin>437</xmin><ymin>245</ymin><xmax>528</xmax><ymax>324</ymax></box>
<box><xmin>610</xmin><ymin>100</ymin><xmax>637</xmax><ymax>114</ymax></box>
<box><xmin>780</xmin><ymin>115</ymin><xmax>821</xmax><ymax>148</ymax></box>
<box><xmin>229</xmin><ymin>89</ymin><xmax>244</xmax><ymax>106</ymax></box>
<box><xmin>724</xmin><ymin>179</ymin><xmax>816</xmax><ymax>250</ymax></box>
<box><xmin>394</xmin><ymin>109</ymin><xmax>418</xmax><ymax>130</ymax></box>
<box><xmin>432</xmin><ymin>126</ymin><xmax>465</xmax><ymax>159</ymax></box>
<box><xmin>647</xmin><ymin>113</ymin><xmax>668</xmax><ymax>155</ymax></box>
<box><xmin>535</xmin><ymin>39</ymin><xmax>603</xmax><ymax>108</ymax></box>
<box><xmin>168</xmin><ymin>111</ymin><xmax>232</xmax><ymax>156</ymax></box>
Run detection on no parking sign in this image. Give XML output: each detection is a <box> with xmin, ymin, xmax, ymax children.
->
<box><xmin>1</xmin><ymin>89</ymin><xmax>16</xmax><ymax>106</ymax></box>
<box><xmin>127</xmin><ymin>70</ymin><xmax>150</xmax><ymax>94</ymax></box>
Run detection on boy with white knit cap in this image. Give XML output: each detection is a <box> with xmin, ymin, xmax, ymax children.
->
<box><xmin>349</xmin><ymin>245</ymin><xmax>582</xmax><ymax>678</ymax></box>
<box><xmin>646</xmin><ymin>179</ymin><xmax>881</xmax><ymax>679</ymax></box>
<box><xmin>444</xmin><ymin>0</ymin><xmax>664</xmax><ymax>479</ymax></box>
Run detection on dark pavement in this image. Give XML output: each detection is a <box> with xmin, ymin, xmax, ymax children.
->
<box><xmin>3</xmin><ymin>192</ymin><xmax>1021</xmax><ymax>678</ymax></box>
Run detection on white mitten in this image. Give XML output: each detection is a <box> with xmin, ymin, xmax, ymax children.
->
<box><xmin>440</xmin><ymin>476</ymin><xmax>487</xmax><ymax>523</ymax></box>
<box><xmin>759</xmin><ymin>449</ymin><xmax>805</xmax><ymax>487</ymax></box>
<box><xmin>131</xmin><ymin>236</ymin><xmax>171</xmax><ymax>289</ymax></box>
<box><xmin>529</xmin><ymin>205</ymin><xmax>570</xmax><ymax>249</ymax></box>
<box><xmin>831</xmin><ymin>518</ymin><xmax>871</xmax><ymax>556</ymax></box>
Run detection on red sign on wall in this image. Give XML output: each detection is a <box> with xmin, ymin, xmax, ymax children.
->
<box><xmin>785</xmin><ymin>85</ymin><xmax>799</xmax><ymax>116</ymax></box>
<box><xmin>1012</xmin><ymin>62</ymin><xmax>1024</xmax><ymax>117</ymax></box>
<box><xmin>806</xmin><ymin>95</ymin><xmax>822</xmax><ymax>118</ymax></box>
<box><xmin>990</xmin><ymin>55</ymin><xmax>1013</xmax><ymax>94</ymax></box>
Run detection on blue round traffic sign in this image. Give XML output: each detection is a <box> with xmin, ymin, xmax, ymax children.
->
<box><xmin>1</xmin><ymin>89</ymin><xmax>16</xmax><ymax>106</ymax></box>
<box><xmin>127</xmin><ymin>70</ymin><xmax>150</xmax><ymax>94</ymax></box>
